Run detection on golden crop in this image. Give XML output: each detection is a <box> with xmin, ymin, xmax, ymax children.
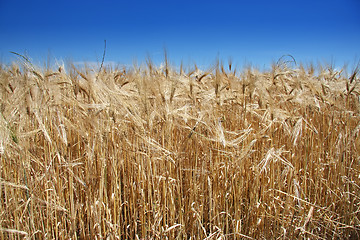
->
<box><xmin>0</xmin><ymin>55</ymin><xmax>359</xmax><ymax>239</ymax></box>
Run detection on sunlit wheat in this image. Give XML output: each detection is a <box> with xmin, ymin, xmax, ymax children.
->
<box><xmin>0</xmin><ymin>56</ymin><xmax>359</xmax><ymax>239</ymax></box>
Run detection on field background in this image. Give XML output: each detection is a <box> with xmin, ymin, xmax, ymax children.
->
<box><xmin>0</xmin><ymin>56</ymin><xmax>360</xmax><ymax>239</ymax></box>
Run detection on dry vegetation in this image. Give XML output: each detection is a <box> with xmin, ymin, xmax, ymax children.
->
<box><xmin>0</xmin><ymin>54</ymin><xmax>360</xmax><ymax>239</ymax></box>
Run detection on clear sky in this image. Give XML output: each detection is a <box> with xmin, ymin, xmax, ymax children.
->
<box><xmin>0</xmin><ymin>0</ymin><xmax>359</xmax><ymax>69</ymax></box>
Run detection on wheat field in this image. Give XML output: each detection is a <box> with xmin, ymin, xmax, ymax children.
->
<box><xmin>0</xmin><ymin>55</ymin><xmax>359</xmax><ymax>239</ymax></box>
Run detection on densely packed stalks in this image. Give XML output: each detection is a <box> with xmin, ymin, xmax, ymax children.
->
<box><xmin>0</xmin><ymin>55</ymin><xmax>359</xmax><ymax>239</ymax></box>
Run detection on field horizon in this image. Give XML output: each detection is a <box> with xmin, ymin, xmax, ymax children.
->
<box><xmin>0</xmin><ymin>54</ymin><xmax>360</xmax><ymax>239</ymax></box>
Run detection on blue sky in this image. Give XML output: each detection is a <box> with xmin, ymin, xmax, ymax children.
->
<box><xmin>0</xmin><ymin>0</ymin><xmax>359</xmax><ymax>69</ymax></box>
